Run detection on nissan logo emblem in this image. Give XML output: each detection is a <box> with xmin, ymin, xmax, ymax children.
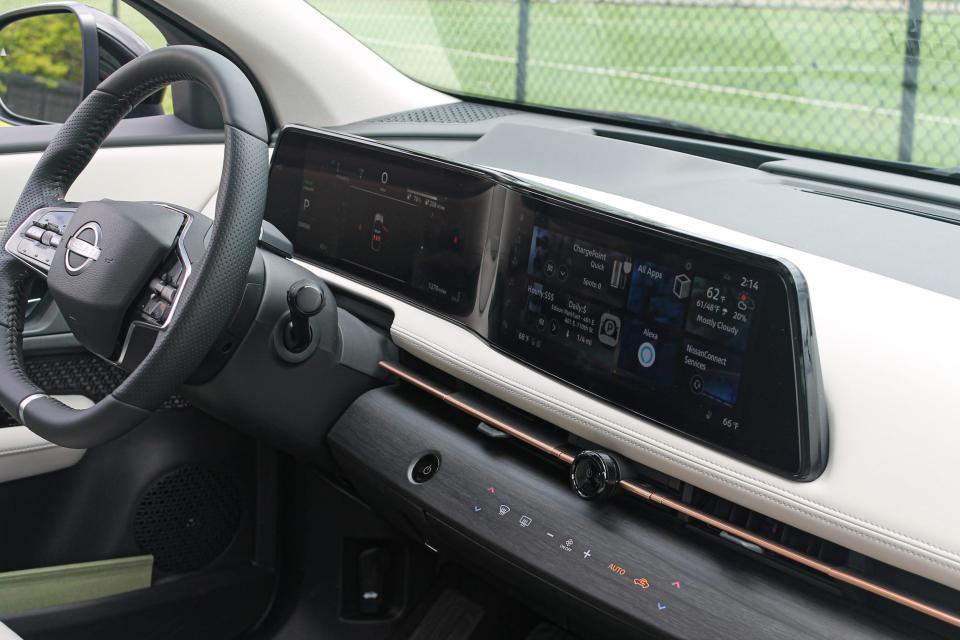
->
<box><xmin>64</xmin><ymin>221</ymin><xmax>102</xmax><ymax>275</ymax></box>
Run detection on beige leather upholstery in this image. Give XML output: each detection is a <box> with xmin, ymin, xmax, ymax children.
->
<box><xmin>0</xmin><ymin>144</ymin><xmax>224</xmax><ymax>237</ymax></box>
<box><xmin>0</xmin><ymin>620</ymin><xmax>23</xmax><ymax>640</ymax></box>
<box><xmin>0</xmin><ymin>395</ymin><xmax>93</xmax><ymax>484</ymax></box>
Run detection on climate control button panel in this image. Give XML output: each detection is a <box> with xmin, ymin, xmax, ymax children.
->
<box><xmin>469</xmin><ymin>480</ymin><xmax>681</xmax><ymax>619</ymax></box>
<box><xmin>329</xmin><ymin>386</ymin><xmax>916</xmax><ymax>640</ymax></box>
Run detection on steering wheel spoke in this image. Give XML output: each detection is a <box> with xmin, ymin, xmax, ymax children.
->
<box><xmin>3</xmin><ymin>204</ymin><xmax>78</xmax><ymax>276</ymax></box>
<box><xmin>115</xmin><ymin>204</ymin><xmax>210</xmax><ymax>371</ymax></box>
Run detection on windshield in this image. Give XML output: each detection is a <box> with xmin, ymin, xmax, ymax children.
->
<box><xmin>306</xmin><ymin>0</ymin><xmax>960</xmax><ymax>170</ymax></box>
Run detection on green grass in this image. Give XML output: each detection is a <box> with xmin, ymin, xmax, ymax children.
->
<box><xmin>309</xmin><ymin>0</ymin><xmax>960</xmax><ymax>167</ymax></box>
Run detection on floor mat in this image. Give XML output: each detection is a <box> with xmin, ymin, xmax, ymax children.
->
<box><xmin>408</xmin><ymin>589</ymin><xmax>485</xmax><ymax>640</ymax></box>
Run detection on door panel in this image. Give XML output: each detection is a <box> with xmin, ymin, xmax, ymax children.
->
<box><xmin>0</xmin><ymin>140</ymin><xmax>224</xmax><ymax>233</ymax></box>
<box><xmin>0</xmin><ymin>121</ymin><xmax>269</xmax><ymax>639</ymax></box>
<box><xmin>0</xmin><ymin>411</ymin><xmax>275</xmax><ymax>640</ymax></box>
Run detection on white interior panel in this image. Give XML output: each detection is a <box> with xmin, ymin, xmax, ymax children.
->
<box><xmin>0</xmin><ymin>395</ymin><xmax>93</xmax><ymax>484</ymax></box>
<box><xmin>0</xmin><ymin>144</ymin><xmax>225</xmax><ymax>234</ymax></box>
<box><xmin>158</xmin><ymin>0</ymin><xmax>455</xmax><ymax>127</ymax></box>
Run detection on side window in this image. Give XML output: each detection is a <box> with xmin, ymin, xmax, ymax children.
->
<box><xmin>103</xmin><ymin>1</ymin><xmax>171</xmax><ymax>114</ymax></box>
<box><xmin>0</xmin><ymin>1</ymin><xmax>170</xmax><ymax>126</ymax></box>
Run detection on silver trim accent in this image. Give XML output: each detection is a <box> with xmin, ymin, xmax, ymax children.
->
<box><xmin>3</xmin><ymin>206</ymin><xmax>76</xmax><ymax>276</ymax></box>
<box><xmin>115</xmin><ymin>205</ymin><xmax>194</xmax><ymax>367</ymax></box>
<box><xmin>18</xmin><ymin>393</ymin><xmax>46</xmax><ymax>424</ymax></box>
<box><xmin>64</xmin><ymin>221</ymin><xmax>102</xmax><ymax>274</ymax></box>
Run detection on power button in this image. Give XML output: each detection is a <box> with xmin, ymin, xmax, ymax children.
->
<box><xmin>411</xmin><ymin>453</ymin><xmax>441</xmax><ymax>484</ymax></box>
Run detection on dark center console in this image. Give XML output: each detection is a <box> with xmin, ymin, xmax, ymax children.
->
<box><xmin>265</xmin><ymin>126</ymin><xmax>826</xmax><ymax>480</ymax></box>
<box><xmin>327</xmin><ymin>383</ymin><xmax>935</xmax><ymax>640</ymax></box>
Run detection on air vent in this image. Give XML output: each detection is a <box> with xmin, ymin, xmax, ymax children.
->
<box><xmin>678</xmin><ymin>483</ymin><xmax>849</xmax><ymax>566</ymax></box>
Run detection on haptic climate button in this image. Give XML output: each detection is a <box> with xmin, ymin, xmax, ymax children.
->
<box><xmin>570</xmin><ymin>450</ymin><xmax>620</xmax><ymax>500</ymax></box>
<box><xmin>411</xmin><ymin>452</ymin><xmax>441</xmax><ymax>484</ymax></box>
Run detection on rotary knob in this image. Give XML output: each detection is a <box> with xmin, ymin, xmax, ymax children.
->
<box><xmin>570</xmin><ymin>450</ymin><xmax>620</xmax><ymax>500</ymax></box>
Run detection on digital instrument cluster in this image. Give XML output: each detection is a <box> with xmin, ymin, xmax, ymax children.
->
<box><xmin>265</xmin><ymin>127</ymin><xmax>826</xmax><ymax>480</ymax></box>
<box><xmin>265</xmin><ymin>129</ymin><xmax>495</xmax><ymax>314</ymax></box>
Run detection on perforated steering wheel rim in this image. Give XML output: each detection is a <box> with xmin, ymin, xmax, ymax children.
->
<box><xmin>0</xmin><ymin>45</ymin><xmax>269</xmax><ymax>448</ymax></box>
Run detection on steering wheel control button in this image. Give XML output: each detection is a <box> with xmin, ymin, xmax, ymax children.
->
<box><xmin>411</xmin><ymin>453</ymin><xmax>440</xmax><ymax>484</ymax></box>
<box><xmin>5</xmin><ymin>207</ymin><xmax>79</xmax><ymax>275</ymax></box>
<box><xmin>149</xmin><ymin>278</ymin><xmax>178</xmax><ymax>304</ymax></box>
<box><xmin>37</xmin><ymin>209</ymin><xmax>72</xmax><ymax>234</ymax></box>
<box><xmin>24</xmin><ymin>225</ymin><xmax>44</xmax><ymax>241</ymax></box>
<box><xmin>570</xmin><ymin>450</ymin><xmax>621</xmax><ymax>500</ymax></box>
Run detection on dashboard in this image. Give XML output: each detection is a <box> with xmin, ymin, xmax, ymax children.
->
<box><xmin>250</xmin><ymin>114</ymin><xmax>960</xmax><ymax>636</ymax></box>
<box><xmin>266</xmin><ymin>127</ymin><xmax>827</xmax><ymax>480</ymax></box>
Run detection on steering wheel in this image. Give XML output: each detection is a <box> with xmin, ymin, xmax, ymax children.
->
<box><xmin>0</xmin><ymin>46</ymin><xmax>268</xmax><ymax>448</ymax></box>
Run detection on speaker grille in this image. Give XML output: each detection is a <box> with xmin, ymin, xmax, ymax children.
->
<box><xmin>0</xmin><ymin>355</ymin><xmax>190</xmax><ymax>427</ymax></box>
<box><xmin>134</xmin><ymin>466</ymin><xmax>242</xmax><ymax>573</ymax></box>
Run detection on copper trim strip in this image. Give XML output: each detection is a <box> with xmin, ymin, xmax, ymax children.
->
<box><xmin>380</xmin><ymin>361</ymin><xmax>575</xmax><ymax>464</ymax></box>
<box><xmin>379</xmin><ymin>360</ymin><xmax>960</xmax><ymax>630</ymax></box>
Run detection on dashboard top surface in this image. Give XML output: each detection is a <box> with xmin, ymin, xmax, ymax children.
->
<box><xmin>337</xmin><ymin>111</ymin><xmax>960</xmax><ymax>300</ymax></box>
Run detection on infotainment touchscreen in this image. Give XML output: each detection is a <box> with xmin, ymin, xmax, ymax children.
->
<box><xmin>494</xmin><ymin>192</ymin><xmax>821</xmax><ymax>477</ymax></box>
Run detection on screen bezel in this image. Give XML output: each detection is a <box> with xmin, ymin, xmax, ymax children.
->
<box><xmin>491</xmin><ymin>187</ymin><xmax>824</xmax><ymax>479</ymax></box>
<box><xmin>265</xmin><ymin>126</ymin><xmax>499</xmax><ymax>315</ymax></box>
<box><xmin>265</xmin><ymin>125</ymin><xmax>828</xmax><ymax>481</ymax></box>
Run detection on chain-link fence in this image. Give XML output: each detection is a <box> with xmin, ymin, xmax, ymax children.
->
<box><xmin>310</xmin><ymin>0</ymin><xmax>960</xmax><ymax>169</ymax></box>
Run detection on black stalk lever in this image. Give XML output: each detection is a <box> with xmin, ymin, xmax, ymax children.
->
<box><xmin>284</xmin><ymin>279</ymin><xmax>324</xmax><ymax>353</ymax></box>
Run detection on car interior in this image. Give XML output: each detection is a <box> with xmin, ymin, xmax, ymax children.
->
<box><xmin>0</xmin><ymin>1</ymin><xmax>958</xmax><ymax>639</ymax></box>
